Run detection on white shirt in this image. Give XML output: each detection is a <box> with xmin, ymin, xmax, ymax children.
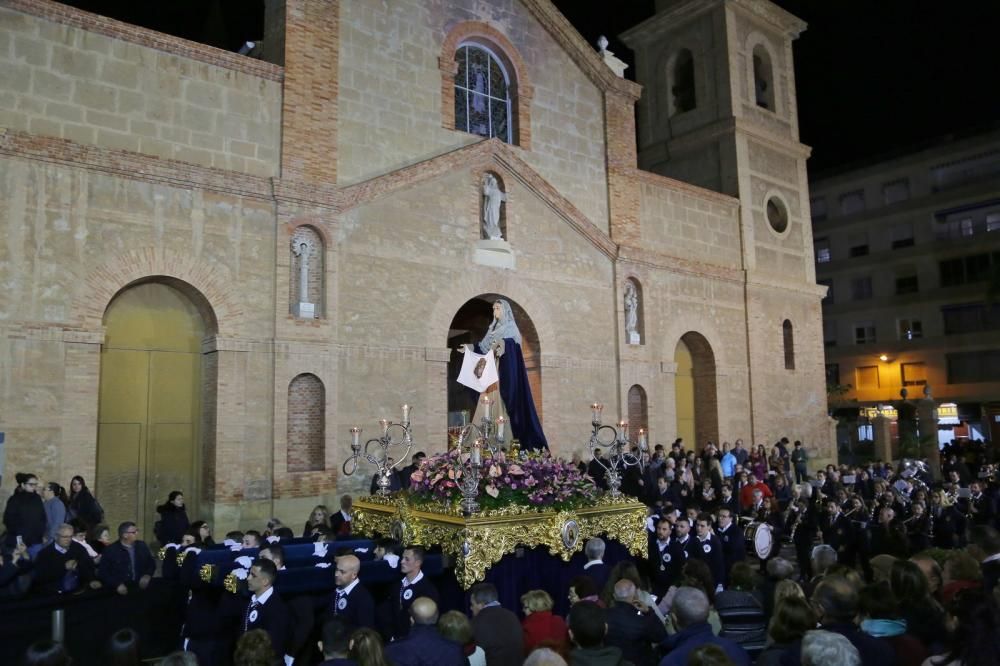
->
<box><xmin>402</xmin><ymin>570</ymin><xmax>424</xmax><ymax>586</ymax></box>
<box><xmin>340</xmin><ymin>577</ymin><xmax>360</xmax><ymax>596</ymax></box>
<box><xmin>251</xmin><ymin>586</ymin><xmax>275</xmax><ymax>606</ymax></box>
<box><xmin>583</xmin><ymin>559</ymin><xmax>604</xmax><ymax>570</ymax></box>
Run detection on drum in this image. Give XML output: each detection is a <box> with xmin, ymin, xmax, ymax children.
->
<box><xmin>743</xmin><ymin>521</ymin><xmax>774</xmax><ymax>560</ymax></box>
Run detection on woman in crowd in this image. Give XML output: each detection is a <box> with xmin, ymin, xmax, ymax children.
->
<box><xmin>233</xmin><ymin>629</ymin><xmax>276</xmax><ymax>666</ymax></box>
<box><xmin>439</xmin><ymin>610</ymin><xmax>486</xmax><ymax>666</ymax></box>
<box><xmin>190</xmin><ymin>520</ymin><xmax>215</xmax><ymax>547</ymax></box>
<box><xmin>858</xmin><ymin>581</ymin><xmax>927</xmax><ymax>666</ymax></box>
<box><xmin>67</xmin><ymin>475</ymin><xmax>103</xmax><ymax>529</ymax></box>
<box><xmin>87</xmin><ymin>523</ymin><xmax>113</xmax><ymax>556</ymax></box>
<box><xmin>567</xmin><ymin>576</ymin><xmax>601</xmax><ymax>607</ymax></box>
<box><xmin>521</xmin><ymin>589</ymin><xmax>568</xmax><ymax>655</ymax></box>
<box><xmin>750</xmin><ymin>445</ymin><xmax>769</xmax><ymax>480</ymax></box>
<box><xmin>41</xmin><ymin>482</ymin><xmax>68</xmax><ymax>543</ymax></box>
<box><xmin>891</xmin><ymin>559</ymin><xmax>947</xmax><ymax>653</ymax></box>
<box><xmin>349</xmin><ymin>627</ymin><xmax>392</xmax><ymax>666</ymax></box>
<box><xmin>303</xmin><ymin>505</ymin><xmax>331</xmax><ymax>538</ymax></box>
<box><xmin>922</xmin><ymin>589</ymin><xmax>1000</xmax><ymax>666</ymax></box>
<box><xmin>155</xmin><ymin>490</ymin><xmax>190</xmax><ymax>546</ymax></box>
<box><xmin>754</xmin><ymin>596</ymin><xmax>816</xmax><ymax>666</ymax></box>
<box><xmin>3</xmin><ymin>472</ymin><xmax>46</xmax><ymax>549</ymax></box>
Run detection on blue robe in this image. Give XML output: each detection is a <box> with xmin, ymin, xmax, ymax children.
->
<box><xmin>475</xmin><ymin>337</ymin><xmax>547</xmax><ymax>451</ymax></box>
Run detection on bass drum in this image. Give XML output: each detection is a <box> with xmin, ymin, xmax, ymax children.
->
<box><xmin>743</xmin><ymin>521</ymin><xmax>774</xmax><ymax>560</ymax></box>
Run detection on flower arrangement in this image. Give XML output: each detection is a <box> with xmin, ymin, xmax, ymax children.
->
<box><xmin>408</xmin><ymin>448</ymin><xmax>599</xmax><ymax>512</ymax></box>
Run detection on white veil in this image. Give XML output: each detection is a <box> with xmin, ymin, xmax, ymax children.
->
<box><xmin>479</xmin><ymin>299</ymin><xmax>522</xmax><ymax>349</ymax></box>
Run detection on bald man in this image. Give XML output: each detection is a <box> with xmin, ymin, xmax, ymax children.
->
<box><xmin>604</xmin><ymin>579</ymin><xmax>666</xmax><ymax>666</ymax></box>
<box><xmin>385</xmin><ymin>597</ymin><xmax>464</xmax><ymax>666</ymax></box>
<box><xmin>328</xmin><ymin>554</ymin><xmax>374</xmax><ymax>630</ymax></box>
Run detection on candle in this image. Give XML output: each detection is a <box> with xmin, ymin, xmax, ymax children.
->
<box><xmin>619</xmin><ymin>421</ymin><xmax>628</xmax><ymax>438</ymax></box>
<box><xmin>638</xmin><ymin>429</ymin><xmax>647</xmax><ymax>449</ymax></box>
<box><xmin>401</xmin><ymin>404</ymin><xmax>410</xmax><ymax>423</ymax></box>
<box><xmin>497</xmin><ymin>416</ymin><xmax>506</xmax><ymax>439</ymax></box>
<box><xmin>591</xmin><ymin>403</ymin><xmax>603</xmax><ymax>424</ymax></box>
<box><xmin>482</xmin><ymin>395</ymin><xmax>492</xmax><ymax>420</ymax></box>
<box><xmin>471</xmin><ymin>440</ymin><xmax>482</xmax><ymax>465</ymax></box>
<box><xmin>350</xmin><ymin>427</ymin><xmax>361</xmax><ymax>449</ymax></box>
<box><xmin>379</xmin><ymin>419</ymin><xmax>390</xmax><ymax>435</ymax></box>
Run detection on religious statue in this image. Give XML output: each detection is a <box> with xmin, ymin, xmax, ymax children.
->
<box><xmin>458</xmin><ymin>299</ymin><xmax>547</xmax><ymax>451</ymax></box>
<box><xmin>624</xmin><ymin>281</ymin><xmax>640</xmax><ymax>344</ymax></box>
<box><xmin>482</xmin><ymin>174</ymin><xmax>506</xmax><ymax>241</ymax></box>
<box><xmin>291</xmin><ymin>238</ymin><xmax>316</xmax><ymax>318</ymax></box>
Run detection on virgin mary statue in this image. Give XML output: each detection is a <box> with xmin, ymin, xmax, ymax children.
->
<box><xmin>461</xmin><ymin>299</ymin><xmax>547</xmax><ymax>451</ymax></box>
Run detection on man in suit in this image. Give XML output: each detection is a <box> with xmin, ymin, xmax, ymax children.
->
<box><xmin>33</xmin><ymin>523</ymin><xmax>100</xmax><ymax>595</ymax></box>
<box><xmin>243</xmin><ymin>558</ymin><xmax>291</xmax><ymax>661</ymax></box>
<box><xmin>673</xmin><ymin>517</ymin><xmax>698</xmax><ymax>562</ymax></box>
<box><xmin>820</xmin><ymin>499</ymin><xmax>854</xmax><ymax>566</ymax></box>
<box><xmin>386</xmin><ymin>597</ymin><xmax>464</xmax><ymax>666</ymax></box>
<box><xmin>970</xmin><ymin>525</ymin><xmax>1000</xmax><ymax>594</ymax></box>
<box><xmin>580</xmin><ymin>538</ymin><xmax>610</xmax><ymax>591</ymax></box>
<box><xmin>470</xmin><ymin>582</ymin><xmax>524</xmax><ymax>666</ymax></box>
<box><xmin>716</xmin><ymin>508</ymin><xmax>745</xmax><ymax>587</ymax></box>
<box><xmin>329</xmin><ymin>495</ymin><xmax>353</xmax><ymax>538</ymax></box>
<box><xmin>97</xmin><ymin>521</ymin><xmax>155</xmax><ymax>595</ymax></box>
<box><xmin>604</xmin><ymin>579</ymin><xmax>666</xmax><ymax>666</ymax></box>
<box><xmin>384</xmin><ymin>546</ymin><xmax>438</xmax><ymax>640</ymax></box>
<box><xmin>648</xmin><ymin>518</ymin><xmax>681</xmax><ymax>596</ymax></box>
<box><xmin>329</xmin><ymin>554</ymin><xmax>374</xmax><ymax>630</ymax></box>
<box><xmin>692</xmin><ymin>513</ymin><xmax>725</xmax><ymax>590</ymax></box>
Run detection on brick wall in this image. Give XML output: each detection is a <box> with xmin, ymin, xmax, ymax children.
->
<box><xmin>0</xmin><ymin>2</ymin><xmax>282</xmax><ymax>177</ymax></box>
<box><xmin>287</xmin><ymin>373</ymin><xmax>325</xmax><ymax>472</ymax></box>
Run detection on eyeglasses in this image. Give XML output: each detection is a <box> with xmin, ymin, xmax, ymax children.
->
<box><xmin>125</xmin><ymin>530</ymin><xmax>138</xmax><ymax>535</ymax></box>
<box><xmin>26</xmin><ymin>482</ymin><xmax>38</xmax><ymax>487</ymax></box>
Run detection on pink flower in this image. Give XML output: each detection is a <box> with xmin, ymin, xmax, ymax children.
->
<box><xmin>410</xmin><ymin>470</ymin><xmax>424</xmax><ymax>483</ymax></box>
<box><xmin>485</xmin><ymin>484</ymin><xmax>500</xmax><ymax>498</ymax></box>
<box><xmin>488</xmin><ymin>464</ymin><xmax>502</xmax><ymax>478</ymax></box>
<box><xmin>508</xmin><ymin>464</ymin><xmax>525</xmax><ymax>476</ymax></box>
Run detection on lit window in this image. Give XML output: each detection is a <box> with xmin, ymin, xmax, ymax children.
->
<box><xmin>901</xmin><ymin>362</ymin><xmax>927</xmax><ymax>386</ymax></box>
<box><xmin>856</xmin><ymin>365</ymin><xmax>879</xmax><ymax>389</ymax></box>
<box><xmin>454</xmin><ymin>44</ymin><xmax>511</xmax><ymax>143</ymax></box>
<box><xmin>815</xmin><ymin>237</ymin><xmax>831</xmax><ymax>263</ymax></box>
<box><xmin>897</xmin><ymin>319</ymin><xmax>923</xmax><ymax>340</ymax></box>
<box><xmin>988</xmin><ymin>213</ymin><xmax>1000</xmax><ymax>232</ymax></box>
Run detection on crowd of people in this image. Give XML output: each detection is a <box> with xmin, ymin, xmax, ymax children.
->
<box><xmin>3</xmin><ymin>436</ymin><xmax>1000</xmax><ymax>666</ymax></box>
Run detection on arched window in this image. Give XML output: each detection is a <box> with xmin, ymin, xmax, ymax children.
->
<box><xmin>627</xmin><ymin>385</ymin><xmax>648</xmax><ymax>445</ymax></box>
<box><xmin>783</xmin><ymin>320</ymin><xmax>795</xmax><ymax>370</ymax></box>
<box><xmin>287</xmin><ymin>374</ymin><xmax>325</xmax><ymax>472</ymax></box>
<box><xmin>669</xmin><ymin>48</ymin><xmax>696</xmax><ymax>115</ymax></box>
<box><xmin>753</xmin><ymin>45</ymin><xmax>775</xmax><ymax>110</ymax></box>
<box><xmin>454</xmin><ymin>44</ymin><xmax>511</xmax><ymax>143</ymax></box>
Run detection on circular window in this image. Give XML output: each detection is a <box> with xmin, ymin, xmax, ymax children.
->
<box><xmin>766</xmin><ymin>197</ymin><xmax>788</xmax><ymax>233</ymax></box>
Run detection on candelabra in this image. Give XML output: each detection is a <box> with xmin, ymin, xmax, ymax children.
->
<box><xmin>342</xmin><ymin>404</ymin><xmax>414</xmax><ymax>496</ymax></box>
<box><xmin>452</xmin><ymin>395</ymin><xmax>507</xmax><ymax>514</ymax></box>
<box><xmin>588</xmin><ymin>403</ymin><xmax>645</xmax><ymax>497</ymax></box>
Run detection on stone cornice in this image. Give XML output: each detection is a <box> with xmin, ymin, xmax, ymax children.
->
<box><xmin>618</xmin><ymin>245</ymin><xmax>744</xmax><ymax>284</ymax></box>
<box><xmin>521</xmin><ymin>0</ymin><xmax>642</xmax><ymax>102</ymax></box>
<box><xmin>0</xmin><ymin>0</ymin><xmax>284</xmax><ymax>81</ymax></box>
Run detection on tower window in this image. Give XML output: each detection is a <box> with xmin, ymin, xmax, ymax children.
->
<box><xmin>670</xmin><ymin>49</ymin><xmax>696</xmax><ymax>115</ymax></box>
<box><xmin>752</xmin><ymin>45</ymin><xmax>775</xmax><ymax>110</ymax></box>
<box><xmin>454</xmin><ymin>44</ymin><xmax>511</xmax><ymax>143</ymax></box>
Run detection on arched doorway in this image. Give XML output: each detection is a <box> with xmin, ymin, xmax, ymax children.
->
<box><xmin>446</xmin><ymin>295</ymin><xmax>542</xmax><ymax>438</ymax></box>
<box><xmin>674</xmin><ymin>332</ymin><xmax>718</xmax><ymax>451</ymax></box>
<box><xmin>97</xmin><ymin>279</ymin><xmax>215</xmax><ymax>541</ymax></box>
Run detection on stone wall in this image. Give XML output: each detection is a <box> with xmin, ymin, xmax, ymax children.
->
<box><xmin>0</xmin><ymin>3</ymin><xmax>282</xmax><ymax>177</ymax></box>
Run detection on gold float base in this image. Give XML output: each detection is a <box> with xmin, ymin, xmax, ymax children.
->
<box><xmin>353</xmin><ymin>495</ymin><xmax>648</xmax><ymax>589</ymax></box>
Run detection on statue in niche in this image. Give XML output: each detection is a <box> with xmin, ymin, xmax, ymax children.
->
<box><xmin>624</xmin><ymin>281</ymin><xmax>640</xmax><ymax>344</ymax></box>
<box><xmin>481</xmin><ymin>173</ymin><xmax>506</xmax><ymax>241</ymax></box>
<box><xmin>291</xmin><ymin>238</ymin><xmax>316</xmax><ymax>306</ymax></box>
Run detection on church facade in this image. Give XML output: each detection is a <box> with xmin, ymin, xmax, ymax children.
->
<box><xmin>0</xmin><ymin>0</ymin><xmax>833</xmax><ymax>532</ymax></box>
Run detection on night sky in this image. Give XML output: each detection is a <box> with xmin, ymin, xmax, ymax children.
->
<box><xmin>57</xmin><ymin>0</ymin><xmax>1000</xmax><ymax>175</ymax></box>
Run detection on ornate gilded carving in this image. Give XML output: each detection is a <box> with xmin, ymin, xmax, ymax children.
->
<box><xmin>199</xmin><ymin>564</ymin><xmax>215</xmax><ymax>583</ymax></box>
<box><xmin>353</xmin><ymin>495</ymin><xmax>646</xmax><ymax>589</ymax></box>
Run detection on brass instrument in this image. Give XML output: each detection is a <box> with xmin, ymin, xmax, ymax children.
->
<box><xmin>787</xmin><ymin>500</ymin><xmax>806</xmax><ymax>542</ymax></box>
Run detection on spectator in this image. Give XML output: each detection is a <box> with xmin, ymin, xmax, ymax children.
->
<box><xmin>471</xmin><ymin>582</ymin><xmax>524</xmax><ymax>666</ymax></box>
<box><xmin>189</xmin><ymin>520</ymin><xmax>215</xmax><ymax>547</ymax></box>
<box><xmin>318</xmin><ymin>618</ymin><xmax>353</xmax><ymax>666</ymax></box>
<box><xmin>331</xmin><ymin>495</ymin><xmax>354</xmax><ymax>537</ymax></box>
<box><xmin>33</xmin><ymin>522</ymin><xmax>100</xmax><ymax>595</ymax></box>
<box><xmin>439</xmin><ymin>610</ymin><xmax>486</xmax><ymax>666</ymax></box>
<box><xmin>0</xmin><ymin>541</ymin><xmax>31</xmax><ymax>599</ymax></box>
<box><xmin>349</xmin><ymin>627</ymin><xmax>392</xmax><ymax>666</ymax></box>
<box><xmin>305</xmin><ymin>505</ymin><xmax>331</xmax><ymax>539</ymax></box>
<box><xmin>154</xmin><ymin>491</ymin><xmax>190</xmax><ymax>546</ymax></box>
<box><xmin>659</xmin><ymin>587</ymin><xmax>749</xmax><ymax>666</ymax></box>
<box><xmin>41</xmin><ymin>482</ymin><xmax>68</xmax><ymax>544</ymax></box>
<box><xmin>923</xmin><ymin>588</ymin><xmax>999</xmax><ymax>666</ymax></box>
<box><xmin>87</xmin><ymin>523</ymin><xmax>113</xmax><ymax>557</ymax></box>
<box><xmin>566</xmin><ymin>600</ymin><xmax>624</xmax><ymax>666</ymax></box>
<box><xmin>234</xmin><ymin>629</ymin><xmax>276</xmax><ymax>666</ymax></box>
<box><xmin>521</xmin><ymin>589</ymin><xmax>568</xmax><ymax>655</ymax></box>
<box><xmin>688</xmin><ymin>644</ymin><xmax>736</xmax><ymax>666</ymax></box>
<box><xmin>67</xmin><ymin>475</ymin><xmax>104</xmax><ymax>529</ymax></box>
<box><xmin>604</xmin><ymin>579</ymin><xmax>666</xmax><ymax>666</ymax></box>
<box><xmin>3</xmin><ymin>472</ymin><xmax>46</xmax><ymax>549</ymax></box>
<box><xmin>857</xmin><ymin>582</ymin><xmax>927</xmax><ymax>666</ymax></box>
<box><xmin>800</xmin><ymin>630</ymin><xmax>859</xmax><ymax>666</ymax></box>
<box><xmin>567</xmin><ymin>575</ymin><xmax>601</xmax><ymax>607</ymax></box>
<box><xmin>940</xmin><ymin>551</ymin><xmax>982</xmax><ymax>605</ymax></box>
<box><xmin>97</xmin><ymin>521</ymin><xmax>155</xmax><ymax>595</ymax></box>
<box><xmin>386</xmin><ymin>596</ymin><xmax>464</xmax><ymax>666</ymax></box>
<box><xmin>754</xmin><ymin>596</ymin><xmax>815</xmax><ymax>666</ymax></box>
<box><xmin>524</xmin><ymin>647</ymin><xmax>568</xmax><ymax>666</ymax></box>
<box><xmin>890</xmin><ymin>559</ymin><xmax>946</xmax><ymax>652</ymax></box>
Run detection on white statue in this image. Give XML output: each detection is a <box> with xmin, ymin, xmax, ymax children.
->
<box><xmin>291</xmin><ymin>238</ymin><xmax>316</xmax><ymax>319</ymax></box>
<box><xmin>482</xmin><ymin>173</ymin><xmax>506</xmax><ymax>241</ymax></box>
<box><xmin>624</xmin><ymin>281</ymin><xmax>640</xmax><ymax>344</ymax></box>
